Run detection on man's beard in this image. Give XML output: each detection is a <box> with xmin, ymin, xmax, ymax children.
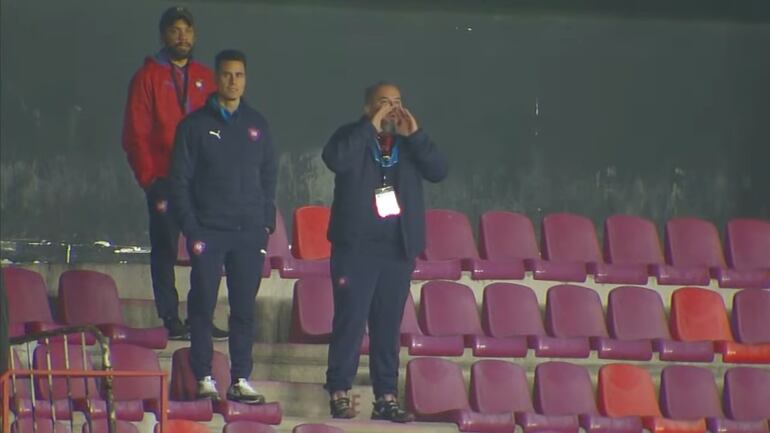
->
<box><xmin>167</xmin><ymin>45</ymin><xmax>192</xmax><ymax>61</ymax></box>
<box><xmin>381</xmin><ymin>119</ymin><xmax>397</xmax><ymax>135</ymax></box>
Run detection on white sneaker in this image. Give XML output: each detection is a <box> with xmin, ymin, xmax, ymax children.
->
<box><xmin>226</xmin><ymin>378</ymin><xmax>265</xmax><ymax>404</ymax></box>
<box><xmin>196</xmin><ymin>376</ymin><xmax>220</xmax><ymax>401</ymax></box>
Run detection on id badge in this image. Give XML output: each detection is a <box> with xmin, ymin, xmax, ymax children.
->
<box><xmin>375</xmin><ymin>186</ymin><xmax>401</xmax><ymax>218</ymax></box>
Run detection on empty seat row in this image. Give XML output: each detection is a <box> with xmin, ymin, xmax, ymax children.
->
<box><xmin>2</xmin><ymin>267</ymin><xmax>167</xmax><ymax>348</ymax></box>
<box><xmin>9</xmin><ymin>420</ymin><xmax>326</xmax><ymax>433</ymax></box>
<box><xmin>291</xmin><ymin>278</ymin><xmax>770</xmax><ymax>363</ymax></box>
<box><xmin>406</xmin><ymin>358</ymin><xmax>770</xmax><ymax>433</ymax></box>
<box><xmin>6</xmin><ymin>343</ymin><xmax>282</xmax><ymax>425</ymax></box>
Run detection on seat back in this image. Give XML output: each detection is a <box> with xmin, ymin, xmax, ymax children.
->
<box><xmin>664</xmin><ymin>217</ymin><xmax>726</xmax><ymax>268</ymax></box>
<box><xmin>82</xmin><ymin>420</ymin><xmax>141</xmax><ymax>433</ymax></box>
<box><xmin>154</xmin><ymin>420</ymin><xmax>211</xmax><ymax>433</ymax></box>
<box><xmin>3</xmin><ymin>267</ymin><xmax>55</xmax><ymax>324</ymax></box>
<box><xmin>169</xmin><ymin>347</ymin><xmax>230</xmax><ymax>401</ymax></box>
<box><xmin>607</xmin><ymin>286</ymin><xmax>671</xmax><ymax>340</ymax></box>
<box><xmin>597</xmin><ymin>364</ymin><xmax>661</xmax><ymax>418</ymax></box>
<box><xmin>33</xmin><ymin>342</ymin><xmax>99</xmax><ymax>400</ymax></box>
<box><xmin>670</xmin><ymin>287</ymin><xmax>733</xmax><ymax>342</ymax></box>
<box><xmin>603</xmin><ymin>215</ymin><xmax>665</xmax><ymax>265</ymax></box>
<box><xmin>109</xmin><ymin>344</ymin><xmax>161</xmax><ymax>400</ymax></box>
<box><xmin>725</xmin><ymin>218</ymin><xmax>770</xmax><ymax>270</ymax></box>
<box><xmin>534</xmin><ymin>361</ymin><xmax>598</xmax><ymax>415</ymax></box>
<box><xmin>732</xmin><ymin>289</ymin><xmax>770</xmax><ymax>344</ymax></box>
<box><xmin>423</xmin><ymin>209</ymin><xmax>479</xmax><ymax>261</ymax></box>
<box><xmin>541</xmin><ymin>212</ymin><xmax>602</xmax><ymax>263</ymax></box>
<box><xmin>266</xmin><ymin>208</ymin><xmax>291</xmax><ymax>260</ymax></box>
<box><xmin>470</xmin><ymin>360</ymin><xmax>533</xmax><ymax>414</ymax></box>
<box><xmin>418</xmin><ymin>281</ymin><xmax>482</xmax><ymax>336</ymax></box>
<box><xmin>405</xmin><ymin>358</ymin><xmax>469</xmax><ymax>415</ymax></box>
<box><xmin>400</xmin><ymin>292</ymin><xmax>423</xmax><ymax>336</ymax></box>
<box><xmin>290</xmin><ymin>277</ymin><xmax>333</xmax><ymax>343</ymax></box>
<box><xmin>723</xmin><ymin>367</ymin><xmax>770</xmax><ymax>421</ymax></box>
<box><xmin>660</xmin><ymin>365</ymin><xmax>722</xmax><ymax>420</ymax></box>
<box><xmin>12</xmin><ymin>420</ymin><xmax>69</xmax><ymax>433</ymax></box>
<box><xmin>481</xmin><ymin>283</ymin><xmax>545</xmax><ymax>338</ymax></box>
<box><xmin>292</xmin><ymin>424</ymin><xmax>345</xmax><ymax>433</ymax></box>
<box><xmin>545</xmin><ymin>284</ymin><xmax>608</xmax><ymax>338</ymax></box>
<box><xmin>292</xmin><ymin>206</ymin><xmax>331</xmax><ymax>260</ymax></box>
<box><xmin>478</xmin><ymin>211</ymin><xmax>540</xmax><ymax>261</ymax></box>
<box><xmin>223</xmin><ymin>421</ymin><xmax>278</xmax><ymax>433</ymax></box>
<box><xmin>58</xmin><ymin>270</ymin><xmax>125</xmax><ymax>325</ymax></box>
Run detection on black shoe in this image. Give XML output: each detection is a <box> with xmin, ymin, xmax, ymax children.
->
<box><xmin>212</xmin><ymin>324</ymin><xmax>229</xmax><ymax>341</ymax></box>
<box><xmin>330</xmin><ymin>396</ymin><xmax>356</xmax><ymax>419</ymax></box>
<box><xmin>164</xmin><ymin>318</ymin><xmax>190</xmax><ymax>341</ymax></box>
<box><xmin>371</xmin><ymin>399</ymin><xmax>414</xmax><ymax>423</ymax></box>
<box><xmin>226</xmin><ymin>378</ymin><xmax>265</xmax><ymax>404</ymax></box>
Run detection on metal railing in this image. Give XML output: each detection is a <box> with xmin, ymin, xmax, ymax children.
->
<box><xmin>1</xmin><ymin>326</ymin><xmax>168</xmax><ymax>433</ymax></box>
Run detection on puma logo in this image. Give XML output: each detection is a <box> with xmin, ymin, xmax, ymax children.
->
<box><xmin>208</xmin><ymin>130</ymin><xmax>221</xmax><ymax>139</ymax></box>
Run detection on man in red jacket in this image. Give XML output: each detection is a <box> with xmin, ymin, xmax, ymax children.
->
<box><xmin>122</xmin><ymin>6</ymin><xmax>227</xmax><ymax>340</ymax></box>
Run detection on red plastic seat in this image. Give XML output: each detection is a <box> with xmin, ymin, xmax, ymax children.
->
<box><xmin>223</xmin><ymin>421</ymin><xmax>278</xmax><ymax>433</ymax></box>
<box><xmin>598</xmin><ymin>364</ymin><xmax>706</xmax><ymax>433</ymax></box>
<box><xmin>477</xmin><ymin>211</ymin><xmax>535</xmax><ymax>279</ymax></box>
<box><xmin>419</xmin><ymin>280</ymin><xmax>527</xmax><ymax>357</ymax></box>
<box><xmin>405</xmin><ymin>357</ymin><xmax>515</xmax><ymax>432</ymax></box>
<box><xmin>168</xmin><ymin>348</ymin><xmax>282</xmax><ymax>424</ymax></box>
<box><xmin>671</xmin><ymin>287</ymin><xmax>770</xmax><ymax>363</ymax></box>
<box><xmin>57</xmin><ymin>270</ymin><xmax>168</xmax><ymax>349</ymax></box>
<box><xmin>269</xmin><ymin>208</ymin><xmax>329</xmax><ymax>278</ymax></box>
<box><xmin>292</xmin><ymin>206</ymin><xmax>331</xmax><ymax>260</ymax></box>
<box><xmin>154</xmin><ymin>420</ymin><xmax>211</xmax><ymax>433</ymax></box>
<box><xmin>724</xmin><ymin>218</ymin><xmax>770</xmax><ymax>288</ymax></box>
<box><xmin>2</xmin><ymin>267</ymin><xmax>76</xmax><ymax>338</ymax></box>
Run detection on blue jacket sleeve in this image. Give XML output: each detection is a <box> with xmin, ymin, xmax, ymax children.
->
<box><xmin>322</xmin><ymin>121</ymin><xmax>376</xmax><ymax>174</ymax></box>
<box><xmin>168</xmin><ymin>121</ymin><xmax>201</xmax><ymax>238</ymax></box>
<box><xmin>402</xmin><ymin>129</ymin><xmax>448</xmax><ymax>183</ymax></box>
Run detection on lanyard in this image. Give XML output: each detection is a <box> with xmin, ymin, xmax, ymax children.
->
<box><xmin>170</xmin><ymin>64</ymin><xmax>189</xmax><ymax>114</ymax></box>
<box><xmin>371</xmin><ymin>137</ymin><xmax>399</xmax><ymax>168</ymax></box>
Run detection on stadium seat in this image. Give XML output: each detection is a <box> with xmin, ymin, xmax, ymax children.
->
<box><xmin>413</xmin><ymin>209</ymin><xmax>467</xmax><ymax>280</ymax></box>
<box><xmin>292</xmin><ymin>424</ymin><xmax>345</xmax><ymax>433</ymax></box>
<box><xmin>292</xmin><ymin>205</ymin><xmax>331</xmax><ymax>260</ymax></box>
<box><xmin>154</xmin><ymin>420</ymin><xmax>210</xmax><ymax>433</ymax></box>
<box><xmin>2</xmin><ymin>267</ymin><xmax>74</xmax><ymax>338</ymax></box>
<box><xmin>535</xmin><ymin>361</ymin><xmax>643</xmax><ymax>433</ymax></box>
<box><xmin>470</xmin><ymin>360</ymin><xmax>580</xmax><ymax>433</ymax></box>
<box><xmin>671</xmin><ymin>287</ymin><xmax>770</xmax><ymax>363</ymax></box>
<box><xmin>724</xmin><ymin>218</ymin><xmax>770</xmax><ymax>289</ymax></box>
<box><xmin>722</xmin><ymin>367</ymin><xmax>770</xmax><ymax>425</ymax></box>
<box><xmin>546</xmin><ymin>284</ymin><xmax>652</xmax><ymax>360</ymax></box>
<box><xmin>399</xmin><ymin>291</ymin><xmax>465</xmax><ymax>356</ymax></box>
<box><xmin>405</xmin><ymin>357</ymin><xmax>515</xmax><ymax>432</ymax></box>
<box><xmin>419</xmin><ymin>280</ymin><xmax>527</xmax><ymax>357</ymax></box>
<box><xmin>598</xmin><ymin>364</ymin><xmax>706</xmax><ymax>433</ymax></box>
<box><xmin>11</xmin><ymin>419</ymin><xmax>70</xmax><ymax>433</ymax></box>
<box><xmin>476</xmin><ymin>210</ymin><xmax>534</xmax><ymax>279</ymax></box>
<box><xmin>270</xmin><ymin>208</ymin><xmax>329</xmax><ymax>278</ymax></box>
<box><xmin>7</xmin><ymin>348</ymin><xmax>71</xmax><ymax>420</ymax></box>
<box><xmin>607</xmin><ymin>286</ymin><xmax>714</xmax><ymax>362</ymax></box>
<box><xmin>660</xmin><ymin>365</ymin><xmax>768</xmax><ymax>433</ymax></box>
<box><xmin>169</xmin><ymin>348</ymin><xmax>282</xmax><ymax>424</ymax></box>
<box><xmin>110</xmin><ymin>344</ymin><xmax>213</xmax><ymax>421</ymax></box>
<box><xmin>527</xmin><ymin>212</ymin><xmax>589</xmax><ymax>282</ymax></box>
<box><xmin>57</xmin><ymin>270</ymin><xmax>168</xmax><ymax>349</ymax></box>
<box><xmin>731</xmin><ymin>289</ymin><xmax>770</xmax><ymax>346</ymax></box>
<box><xmin>666</xmin><ymin>217</ymin><xmax>768</xmax><ymax>288</ymax></box>
<box><xmin>82</xmin><ymin>420</ymin><xmax>141</xmax><ymax>433</ymax></box>
<box><xmin>223</xmin><ymin>421</ymin><xmax>278</xmax><ymax>433</ymax></box>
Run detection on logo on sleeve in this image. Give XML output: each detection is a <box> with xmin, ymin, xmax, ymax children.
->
<box><xmin>248</xmin><ymin>127</ymin><xmax>261</xmax><ymax>142</ymax></box>
<box><xmin>195</xmin><ymin>79</ymin><xmax>204</xmax><ymax>89</ymax></box>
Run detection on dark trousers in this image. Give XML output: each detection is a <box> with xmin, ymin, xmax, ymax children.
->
<box><xmin>146</xmin><ymin>181</ymin><xmax>180</xmax><ymax>322</ymax></box>
<box><xmin>325</xmin><ymin>246</ymin><xmax>414</xmax><ymax>398</ymax></box>
<box><xmin>188</xmin><ymin>229</ymin><xmax>266</xmax><ymax>381</ymax></box>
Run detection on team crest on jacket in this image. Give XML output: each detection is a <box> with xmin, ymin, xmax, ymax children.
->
<box><xmin>248</xmin><ymin>128</ymin><xmax>261</xmax><ymax>141</ymax></box>
<box><xmin>192</xmin><ymin>240</ymin><xmax>206</xmax><ymax>256</ymax></box>
<box><xmin>195</xmin><ymin>79</ymin><xmax>203</xmax><ymax>89</ymax></box>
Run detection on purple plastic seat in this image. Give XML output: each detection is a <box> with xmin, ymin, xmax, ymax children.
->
<box><xmin>477</xmin><ymin>211</ymin><xmax>535</xmax><ymax>279</ymax></box>
<box><xmin>666</xmin><ymin>217</ymin><xmax>768</xmax><ymax>289</ymax></box>
<box><xmin>724</xmin><ymin>219</ymin><xmax>770</xmax><ymax>289</ymax></box>
<box><xmin>399</xmin><ymin>291</ymin><xmax>465</xmax><ymax>356</ymax></box>
<box><xmin>419</xmin><ymin>281</ymin><xmax>527</xmax><ymax>357</ymax></box>
<box><xmin>58</xmin><ymin>270</ymin><xmax>168</xmax><ymax>349</ymax></box>
<box><xmin>732</xmin><ymin>289</ymin><xmax>770</xmax><ymax>346</ymax></box>
<box><xmin>224</xmin><ymin>421</ymin><xmax>278</xmax><ymax>433</ymax></box>
<box><xmin>168</xmin><ymin>348</ymin><xmax>282</xmax><ymax>424</ymax></box>
<box><xmin>607</xmin><ymin>286</ymin><xmax>714</xmax><ymax>362</ymax></box>
<box><xmin>110</xmin><ymin>344</ymin><xmax>212</xmax><ymax>421</ymax></box>
<box><xmin>412</xmin><ymin>209</ymin><xmax>469</xmax><ymax>280</ymax></box>
<box><xmin>535</xmin><ymin>362</ymin><xmax>642</xmax><ymax>433</ymax></box>
<box><xmin>7</xmin><ymin>348</ymin><xmax>71</xmax><ymax>420</ymax></box>
<box><xmin>406</xmin><ymin>357</ymin><xmax>515</xmax><ymax>432</ymax></box>
<box><xmin>292</xmin><ymin>424</ymin><xmax>345</xmax><ymax>433</ymax></box>
<box><xmin>481</xmin><ymin>282</ymin><xmax>586</xmax><ymax>358</ymax></box>
<box><xmin>661</xmin><ymin>365</ymin><xmax>768</xmax><ymax>433</ymax></box>
<box><xmin>723</xmin><ymin>367</ymin><xmax>770</xmax><ymax>425</ymax></box>
<box><xmin>546</xmin><ymin>284</ymin><xmax>651</xmax><ymax>360</ymax></box>
<box><xmin>11</xmin><ymin>419</ymin><xmax>70</xmax><ymax>433</ymax></box>
<box><xmin>82</xmin><ymin>420</ymin><xmax>141</xmax><ymax>433</ymax></box>
<box><xmin>470</xmin><ymin>360</ymin><xmax>577</xmax><ymax>433</ymax></box>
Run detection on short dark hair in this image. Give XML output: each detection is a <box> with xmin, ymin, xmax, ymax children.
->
<box><xmin>159</xmin><ymin>6</ymin><xmax>194</xmax><ymax>33</ymax></box>
<box><xmin>364</xmin><ymin>81</ymin><xmax>398</xmax><ymax>104</ymax></box>
<box><xmin>215</xmin><ymin>49</ymin><xmax>247</xmax><ymax>72</ymax></box>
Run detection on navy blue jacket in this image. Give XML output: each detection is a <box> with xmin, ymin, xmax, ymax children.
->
<box><xmin>322</xmin><ymin>118</ymin><xmax>448</xmax><ymax>259</ymax></box>
<box><xmin>169</xmin><ymin>96</ymin><xmax>277</xmax><ymax>238</ymax></box>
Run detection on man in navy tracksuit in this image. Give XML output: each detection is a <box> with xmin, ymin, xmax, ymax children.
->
<box><xmin>322</xmin><ymin>82</ymin><xmax>448</xmax><ymax>422</ymax></box>
<box><xmin>169</xmin><ymin>49</ymin><xmax>277</xmax><ymax>403</ymax></box>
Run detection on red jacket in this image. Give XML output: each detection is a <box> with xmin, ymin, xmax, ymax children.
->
<box><xmin>122</xmin><ymin>53</ymin><xmax>216</xmax><ymax>188</ymax></box>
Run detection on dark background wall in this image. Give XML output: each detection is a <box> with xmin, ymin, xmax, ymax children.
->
<box><xmin>1</xmin><ymin>0</ymin><xmax>769</xmax><ymax>258</ymax></box>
